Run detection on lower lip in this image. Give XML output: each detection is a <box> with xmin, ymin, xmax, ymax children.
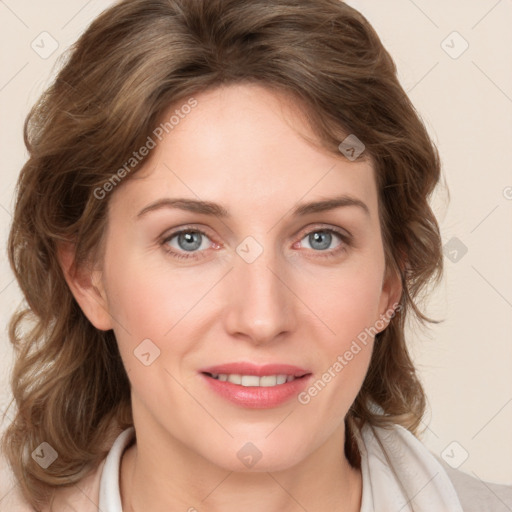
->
<box><xmin>200</xmin><ymin>373</ymin><xmax>312</xmax><ymax>409</ymax></box>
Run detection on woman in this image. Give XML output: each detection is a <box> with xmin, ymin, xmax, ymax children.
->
<box><xmin>1</xmin><ymin>0</ymin><xmax>511</xmax><ymax>511</ymax></box>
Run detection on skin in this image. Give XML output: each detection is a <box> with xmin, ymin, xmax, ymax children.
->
<box><xmin>60</xmin><ymin>83</ymin><xmax>401</xmax><ymax>512</ymax></box>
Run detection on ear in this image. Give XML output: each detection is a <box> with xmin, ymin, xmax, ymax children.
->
<box><xmin>376</xmin><ymin>263</ymin><xmax>403</xmax><ymax>333</ymax></box>
<box><xmin>57</xmin><ymin>242</ymin><xmax>113</xmax><ymax>331</ymax></box>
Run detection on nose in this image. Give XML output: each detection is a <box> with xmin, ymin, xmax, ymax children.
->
<box><xmin>222</xmin><ymin>241</ymin><xmax>297</xmax><ymax>346</ymax></box>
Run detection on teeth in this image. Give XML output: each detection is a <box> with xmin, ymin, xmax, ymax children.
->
<box><xmin>276</xmin><ymin>375</ymin><xmax>287</xmax><ymax>385</ymax></box>
<box><xmin>210</xmin><ymin>373</ymin><xmax>297</xmax><ymax>387</ymax></box>
<box><xmin>260</xmin><ymin>375</ymin><xmax>278</xmax><ymax>387</ymax></box>
<box><xmin>227</xmin><ymin>374</ymin><xmax>242</xmax><ymax>385</ymax></box>
<box><xmin>241</xmin><ymin>375</ymin><xmax>260</xmax><ymax>387</ymax></box>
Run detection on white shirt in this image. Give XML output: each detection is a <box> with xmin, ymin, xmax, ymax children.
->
<box><xmin>98</xmin><ymin>422</ymin><xmax>512</xmax><ymax>511</ymax></box>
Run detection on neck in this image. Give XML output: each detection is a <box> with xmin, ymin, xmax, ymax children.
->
<box><xmin>120</xmin><ymin>423</ymin><xmax>362</xmax><ymax>512</ymax></box>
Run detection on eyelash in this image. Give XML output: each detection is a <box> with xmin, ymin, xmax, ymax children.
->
<box><xmin>160</xmin><ymin>225</ymin><xmax>352</xmax><ymax>261</ymax></box>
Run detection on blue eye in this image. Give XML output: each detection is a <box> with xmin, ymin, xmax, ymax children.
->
<box><xmin>162</xmin><ymin>229</ymin><xmax>212</xmax><ymax>260</ymax></box>
<box><xmin>295</xmin><ymin>228</ymin><xmax>351</xmax><ymax>259</ymax></box>
<box><xmin>173</xmin><ymin>231</ymin><xmax>206</xmax><ymax>251</ymax></box>
<box><xmin>301</xmin><ymin>230</ymin><xmax>340</xmax><ymax>251</ymax></box>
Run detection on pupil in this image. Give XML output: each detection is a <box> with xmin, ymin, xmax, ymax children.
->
<box><xmin>179</xmin><ymin>232</ymin><xmax>202</xmax><ymax>251</ymax></box>
<box><xmin>310</xmin><ymin>231</ymin><xmax>331</xmax><ymax>250</ymax></box>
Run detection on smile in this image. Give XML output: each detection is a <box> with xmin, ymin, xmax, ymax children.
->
<box><xmin>199</xmin><ymin>363</ymin><xmax>312</xmax><ymax>408</ymax></box>
<box><xmin>205</xmin><ymin>373</ymin><xmax>300</xmax><ymax>386</ymax></box>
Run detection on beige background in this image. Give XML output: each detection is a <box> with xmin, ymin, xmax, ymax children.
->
<box><xmin>0</xmin><ymin>0</ymin><xmax>510</xmax><ymax>493</ymax></box>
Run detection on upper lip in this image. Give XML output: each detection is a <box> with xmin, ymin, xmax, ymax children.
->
<box><xmin>199</xmin><ymin>362</ymin><xmax>311</xmax><ymax>377</ymax></box>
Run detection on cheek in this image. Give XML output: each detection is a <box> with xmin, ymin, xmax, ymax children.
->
<box><xmin>295</xmin><ymin>254</ymin><xmax>385</xmax><ymax>403</ymax></box>
<box><xmin>102</xmin><ymin>261</ymin><xmax>200</xmax><ymax>398</ymax></box>
<box><xmin>100</xmin><ymin>243</ymin><xmax>197</xmax><ymax>375</ymax></box>
<box><xmin>296</xmin><ymin>270</ymin><xmax>382</xmax><ymax>426</ymax></box>
<box><xmin>101</xmin><ymin>246</ymin><xmax>229</xmax><ymax>387</ymax></box>
<box><xmin>303</xmin><ymin>256</ymin><xmax>385</xmax><ymax>344</ymax></box>
<box><xmin>103</xmin><ymin>244</ymin><xmax>203</xmax><ymax>335</ymax></box>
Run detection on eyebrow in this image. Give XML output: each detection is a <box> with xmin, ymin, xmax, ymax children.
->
<box><xmin>136</xmin><ymin>195</ymin><xmax>370</xmax><ymax>219</ymax></box>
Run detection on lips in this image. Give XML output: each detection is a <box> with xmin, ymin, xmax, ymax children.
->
<box><xmin>198</xmin><ymin>362</ymin><xmax>312</xmax><ymax>409</ymax></box>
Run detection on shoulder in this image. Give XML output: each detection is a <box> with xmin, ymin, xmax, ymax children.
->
<box><xmin>437</xmin><ymin>457</ymin><xmax>512</xmax><ymax>512</ymax></box>
<box><xmin>0</xmin><ymin>457</ymin><xmax>105</xmax><ymax>512</ymax></box>
<box><xmin>357</xmin><ymin>422</ymin><xmax>512</xmax><ymax>512</ymax></box>
<box><xmin>0</xmin><ymin>422</ymin><xmax>131</xmax><ymax>512</ymax></box>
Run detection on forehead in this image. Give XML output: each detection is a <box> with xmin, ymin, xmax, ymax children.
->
<box><xmin>110</xmin><ymin>83</ymin><xmax>378</xmax><ymax>218</ymax></box>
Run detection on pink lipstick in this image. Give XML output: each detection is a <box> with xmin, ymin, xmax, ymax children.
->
<box><xmin>199</xmin><ymin>362</ymin><xmax>312</xmax><ymax>409</ymax></box>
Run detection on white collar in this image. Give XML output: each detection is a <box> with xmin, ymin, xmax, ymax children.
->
<box><xmin>99</xmin><ymin>424</ymin><xmax>463</xmax><ymax>512</ymax></box>
<box><xmin>99</xmin><ymin>426</ymin><xmax>134</xmax><ymax>512</ymax></box>
<box><xmin>356</xmin><ymin>423</ymin><xmax>463</xmax><ymax>511</ymax></box>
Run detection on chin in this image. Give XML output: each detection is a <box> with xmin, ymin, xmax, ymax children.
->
<box><xmin>200</xmin><ymin>435</ymin><xmax>313</xmax><ymax>473</ymax></box>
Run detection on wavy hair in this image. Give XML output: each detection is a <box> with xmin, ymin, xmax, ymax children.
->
<box><xmin>1</xmin><ymin>0</ymin><xmax>443</xmax><ymax>509</ymax></box>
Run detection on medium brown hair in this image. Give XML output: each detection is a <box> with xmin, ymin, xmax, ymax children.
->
<box><xmin>2</xmin><ymin>0</ymin><xmax>443</xmax><ymax>509</ymax></box>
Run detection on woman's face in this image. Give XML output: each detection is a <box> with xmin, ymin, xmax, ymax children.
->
<box><xmin>82</xmin><ymin>83</ymin><xmax>399</xmax><ymax>471</ymax></box>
